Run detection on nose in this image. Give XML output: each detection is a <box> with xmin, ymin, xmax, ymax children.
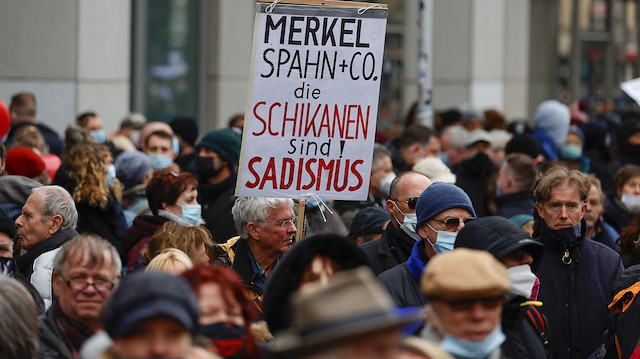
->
<box><xmin>520</xmin><ymin>253</ymin><xmax>534</xmax><ymax>266</ymax></box>
<box><xmin>559</xmin><ymin>206</ymin><xmax>569</xmax><ymax>219</ymax></box>
<box><xmin>585</xmin><ymin>201</ymin><xmax>592</xmax><ymax>212</ymax></box>
<box><xmin>469</xmin><ymin>301</ymin><xmax>487</xmax><ymax>320</ymax></box>
<box><xmin>150</xmin><ymin>336</ymin><xmax>169</xmax><ymax>356</ymax></box>
<box><xmin>14</xmin><ymin>215</ymin><xmax>23</xmax><ymax>228</ymax></box>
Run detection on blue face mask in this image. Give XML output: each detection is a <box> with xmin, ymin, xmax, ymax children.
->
<box><xmin>495</xmin><ymin>179</ymin><xmax>502</xmax><ymax>197</ymax></box>
<box><xmin>147</xmin><ymin>154</ymin><xmax>173</xmax><ymax>170</ymax></box>
<box><xmin>90</xmin><ymin>130</ymin><xmax>107</xmax><ymax>144</ymax></box>
<box><xmin>392</xmin><ymin>202</ymin><xmax>422</xmax><ymax>242</ymax></box>
<box><xmin>180</xmin><ymin>204</ymin><xmax>202</xmax><ymax>225</ymax></box>
<box><xmin>172</xmin><ymin>137</ymin><xmax>181</xmax><ymax>156</ymax></box>
<box><xmin>560</xmin><ymin>144</ymin><xmax>582</xmax><ymax>160</ymax></box>
<box><xmin>107</xmin><ymin>165</ymin><xmax>116</xmax><ymax>188</ymax></box>
<box><xmin>439</xmin><ymin>152</ymin><xmax>451</xmax><ymax>168</ymax></box>
<box><xmin>440</xmin><ymin>325</ymin><xmax>506</xmax><ymax>359</ymax></box>
<box><xmin>426</xmin><ymin>222</ymin><xmax>457</xmax><ymax>253</ymax></box>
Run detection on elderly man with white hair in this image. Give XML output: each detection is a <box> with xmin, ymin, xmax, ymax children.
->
<box><xmin>215</xmin><ymin>196</ymin><xmax>297</xmax><ymax>314</ymax></box>
<box><xmin>15</xmin><ymin>185</ymin><xmax>79</xmax><ymax>309</ymax></box>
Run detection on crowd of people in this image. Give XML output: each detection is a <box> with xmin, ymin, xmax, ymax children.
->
<box><xmin>2</xmin><ymin>91</ymin><xmax>640</xmax><ymax>359</ymax></box>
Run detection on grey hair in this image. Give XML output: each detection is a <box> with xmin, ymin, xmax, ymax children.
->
<box><xmin>32</xmin><ymin>185</ymin><xmax>78</xmax><ymax>230</ymax></box>
<box><xmin>371</xmin><ymin>143</ymin><xmax>391</xmax><ymax>172</ymax></box>
<box><xmin>53</xmin><ymin>234</ymin><xmax>122</xmax><ymax>278</ymax></box>
<box><xmin>0</xmin><ymin>276</ymin><xmax>39</xmax><ymax>358</ymax></box>
<box><xmin>232</xmin><ymin>197</ymin><xmax>294</xmax><ymax>239</ymax></box>
<box><xmin>443</xmin><ymin>126</ymin><xmax>469</xmax><ymax>150</ymax></box>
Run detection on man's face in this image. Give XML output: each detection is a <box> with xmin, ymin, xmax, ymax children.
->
<box><xmin>85</xmin><ymin>116</ymin><xmax>103</xmax><ymax>131</ymax></box>
<box><xmin>145</xmin><ymin>134</ymin><xmax>174</xmax><ymax>158</ymax></box>
<box><xmin>0</xmin><ymin>233</ymin><xmax>13</xmax><ymax>258</ymax></box>
<box><xmin>253</xmin><ymin>204</ymin><xmax>296</xmax><ymax>256</ymax></box>
<box><xmin>112</xmin><ymin>318</ymin><xmax>192</xmax><ymax>358</ymax></box>
<box><xmin>423</xmin><ymin>136</ymin><xmax>441</xmax><ymax>158</ymax></box>
<box><xmin>496</xmin><ymin>163</ymin><xmax>510</xmax><ymax>195</ymax></box>
<box><xmin>584</xmin><ymin>185</ymin><xmax>603</xmax><ymax>228</ymax></box>
<box><xmin>430</xmin><ymin>297</ymin><xmax>503</xmax><ymax>341</ymax></box>
<box><xmin>52</xmin><ymin>249</ymin><xmax>119</xmax><ymax>326</ymax></box>
<box><xmin>15</xmin><ymin>192</ymin><xmax>53</xmax><ymax>250</ymax></box>
<box><xmin>536</xmin><ymin>181</ymin><xmax>586</xmax><ymax>230</ymax></box>
<box><xmin>418</xmin><ymin>207</ymin><xmax>473</xmax><ymax>257</ymax></box>
<box><xmin>370</xmin><ymin>155</ymin><xmax>393</xmax><ymax>193</ymax></box>
<box><xmin>336</xmin><ymin>329</ymin><xmax>400</xmax><ymax>359</ymax></box>
<box><xmin>386</xmin><ymin>173</ymin><xmax>432</xmax><ymax>226</ymax></box>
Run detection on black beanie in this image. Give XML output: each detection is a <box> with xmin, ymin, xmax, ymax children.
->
<box><xmin>0</xmin><ymin>210</ymin><xmax>16</xmax><ymax>239</ymax></box>
<box><xmin>170</xmin><ymin>117</ymin><xmax>199</xmax><ymax>147</ymax></box>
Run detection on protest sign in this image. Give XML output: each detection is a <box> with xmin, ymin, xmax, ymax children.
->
<box><xmin>621</xmin><ymin>77</ymin><xmax>640</xmax><ymax>106</ymax></box>
<box><xmin>236</xmin><ymin>0</ymin><xmax>388</xmax><ymax>200</ymax></box>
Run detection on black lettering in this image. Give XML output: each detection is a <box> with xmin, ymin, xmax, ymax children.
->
<box><xmin>340</xmin><ymin>18</ymin><xmax>355</xmax><ymax>47</ymax></box>
<box><xmin>265</xmin><ymin>15</ymin><xmax>286</xmax><ymax>44</ymax></box>
<box><xmin>288</xmin><ymin>16</ymin><xmax>304</xmax><ymax>45</ymax></box>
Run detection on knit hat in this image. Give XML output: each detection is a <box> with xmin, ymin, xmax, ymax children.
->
<box><xmin>416</xmin><ymin>183</ymin><xmax>475</xmax><ymax>228</ymax></box>
<box><xmin>505</xmin><ymin>134</ymin><xmax>542</xmax><ymax>160</ymax></box>
<box><xmin>508</xmin><ymin>214</ymin><xmax>534</xmax><ymax>229</ymax></box>
<box><xmin>455</xmin><ymin>216</ymin><xmax>543</xmax><ymax>269</ymax></box>
<box><xmin>114</xmin><ymin>151</ymin><xmax>152</xmax><ymax>190</ymax></box>
<box><xmin>103</xmin><ymin>271</ymin><xmax>199</xmax><ymax>339</ymax></box>
<box><xmin>0</xmin><ymin>210</ymin><xmax>16</xmax><ymax>239</ymax></box>
<box><xmin>421</xmin><ymin>248</ymin><xmax>510</xmax><ymax>301</ymax></box>
<box><xmin>5</xmin><ymin>146</ymin><xmax>45</xmax><ymax>179</ymax></box>
<box><xmin>567</xmin><ymin>125</ymin><xmax>585</xmax><ymax>147</ymax></box>
<box><xmin>412</xmin><ymin>157</ymin><xmax>456</xmax><ymax>184</ymax></box>
<box><xmin>196</xmin><ymin>129</ymin><xmax>242</xmax><ymax>168</ymax></box>
<box><xmin>349</xmin><ymin>207</ymin><xmax>390</xmax><ymax>235</ymax></box>
<box><xmin>139</xmin><ymin>122</ymin><xmax>174</xmax><ymax>152</ymax></box>
<box><xmin>534</xmin><ymin>100</ymin><xmax>570</xmax><ymax>149</ymax></box>
<box><xmin>170</xmin><ymin>117</ymin><xmax>199</xmax><ymax>147</ymax></box>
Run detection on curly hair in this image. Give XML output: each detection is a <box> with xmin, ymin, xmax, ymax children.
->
<box><xmin>142</xmin><ymin>221</ymin><xmax>214</xmax><ymax>265</ymax></box>
<box><xmin>62</xmin><ymin>142</ymin><xmax>120</xmax><ymax>208</ymax></box>
<box><xmin>145</xmin><ymin>169</ymin><xmax>198</xmax><ymax>215</ymax></box>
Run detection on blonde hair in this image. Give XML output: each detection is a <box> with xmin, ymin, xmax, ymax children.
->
<box><xmin>146</xmin><ymin>248</ymin><xmax>194</xmax><ymax>275</ymax></box>
<box><xmin>143</xmin><ymin>221</ymin><xmax>214</xmax><ymax>264</ymax></box>
<box><xmin>62</xmin><ymin>142</ymin><xmax>121</xmax><ymax>207</ymax></box>
<box><xmin>12</xmin><ymin>124</ymin><xmax>47</xmax><ymax>154</ymax></box>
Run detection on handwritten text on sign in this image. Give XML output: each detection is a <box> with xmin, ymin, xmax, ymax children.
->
<box><xmin>237</xmin><ymin>3</ymin><xmax>387</xmax><ymax>200</ymax></box>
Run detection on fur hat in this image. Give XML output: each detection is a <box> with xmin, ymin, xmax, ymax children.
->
<box><xmin>416</xmin><ymin>183</ymin><xmax>475</xmax><ymax>228</ymax></box>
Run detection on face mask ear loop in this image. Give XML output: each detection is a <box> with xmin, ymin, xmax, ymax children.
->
<box><xmin>424</xmin><ymin>304</ymin><xmax>446</xmax><ymax>340</ymax></box>
<box><xmin>424</xmin><ymin>221</ymin><xmax>439</xmax><ymax>249</ymax></box>
<box><xmin>300</xmin><ymin>193</ymin><xmax>333</xmax><ymax>223</ymax></box>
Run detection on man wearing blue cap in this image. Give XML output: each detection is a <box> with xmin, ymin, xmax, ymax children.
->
<box><xmin>196</xmin><ymin>128</ymin><xmax>242</xmax><ymax>242</ymax></box>
<box><xmin>378</xmin><ymin>182</ymin><xmax>475</xmax><ymax>308</ymax></box>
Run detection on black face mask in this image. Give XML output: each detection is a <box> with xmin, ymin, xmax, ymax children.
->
<box><xmin>0</xmin><ymin>257</ymin><xmax>16</xmax><ymax>276</ymax></box>
<box><xmin>196</xmin><ymin>156</ymin><xmax>222</xmax><ymax>182</ymax></box>
<box><xmin>201</xmin><ymin>322</ymin><xmax>247</xmax><ymax>359</ymax></box>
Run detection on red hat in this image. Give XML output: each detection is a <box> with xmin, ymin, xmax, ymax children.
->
<box><xmin>5</xmin><ymin>146</ymin><xmax>45</xmax><ymax>178</ymax></box>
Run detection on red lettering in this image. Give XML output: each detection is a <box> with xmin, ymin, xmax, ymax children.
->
<box><xmin>317</xmin><ymin>159</ymin><xmax>334</xmax><ymax>191</ymax></box>
<box><xmin>296</xmin><ymin>157</ymin><xmax>304</xmax><ymax>190</ymax></box>
<box><xmin>268</xmin><ymin>103</ymin><xmax>281</xmax><ymax>136</ymax></box>
<box><xmin>252</xmin><ymin>102</ymin><xmax>267</xmax><ymax>136</ymax></box>
<box><xmin>245</xmin><ymin>157</ymin><xmax>263</xmax><ymax>188</ymax></box>
<box><xmin>302</xmin><ymin>158</ymin><xmax>317</xmax><ymax>190</ymax></box>
<box><xmin>280</xmin><ymin>158</ymin><xmax>295</xmax><ymax>189</ymax></box>
<box><xmin>333</xmin><ymin>159</ymin><xmax>349</xmax><ymax>191</ymax></box>
<box><xmin>259</xmin><ymin>157</ymin><xmax>278</xmax><ymax>189</ymax></box>
<box><xmin>348</xmin><ymin>159</ymin><xmax>364</xmax><ymax>190</ymax></box>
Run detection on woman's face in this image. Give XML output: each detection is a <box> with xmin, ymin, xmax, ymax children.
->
<box><xmin>621</xmin><ymin>175</ymin><xmax>640</xmax><ymax>196</ymax></box>
<box><xmin>164</xmin><ymin>186</ymin><xmax>198</xmax><ymax>216</ymax></box>
<box><xmin>198</xmin><ymin>283</ymin><xmax>245</xmax><ymax>327</ymax></box>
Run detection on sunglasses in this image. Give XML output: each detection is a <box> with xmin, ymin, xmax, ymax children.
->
<box><xmin>431</xmin><ymin>216</ymin><xmax>475</xmax><ymax>230</ymax></box>
<box><xmin>392</xmin><ymin>196</ymin><xmax>419</xmax><ymax>210</ymax></box>
<box><xmin>446</xmin><ymin>296</ymin><xmax>505</xmax><ymax>311</ymax></box>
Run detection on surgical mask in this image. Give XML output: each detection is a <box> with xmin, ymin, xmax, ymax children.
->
<box><xmin>379</xmin><ymin>172</ymin><xmax>396</xmax><ymax>198</ymax></box>
<box><xmin>426</xmin><ymin>222</ymin><xmax>457</xmax><ymax>253</ymax></box>
<box><xmin>107</xmin><ymin>165</ymin><xmax>116</xmax><ymax>188</ymax></box>
<box><xmin>392</xmin><ymin>202</ymin><xmax>421</xmax><ymax>242</ymax></box>
<box><xmin>172</xmin><ymin>137</ymin><xmax>180</xmax><ymax>156</ymax></box>
<box><xmin>439</xmin><ymin>152</ymin><xmax>451</xmax><ymax>168</ymax></box>
<box><xmin>201</xmin><ymin>322</ymin><xmax>247</xmax><ymax>359</ymax></box>
<box><xmin>147</xmin><ymin>154</ymin><xmax>173</xmax><ymax>171</ymax></box>
<box><xmin>90</xmin><ymin>129</ymin><xmax>106</xmax><ymax>144</ymax></box>
<box><xmin>621</xmin><ymin>193</ymin><xmax>640</xmax><ymax>213</ymax></box>
<box><xmin>196</xmin><ymin>156</ymin><xmax>223</xmax><ymax>182</ymax></box>
<box><xmin>180</xmin><ymin>204</ymin><xmax>202</xmax><ymax>226</ymax></box>
<box><xmin>440</xmin><ymin>325</ymin><xmax>506</xmax><ymax>359</ymax></box>
<box><xmin>506</xmin><ymin>264</ymin><xmax>537</xmax><ymax>300</ymax></box>
<box><xmin>560</xmin><ymin>144</ymin><xmax>582</xmax><ymax>161</ymax></box>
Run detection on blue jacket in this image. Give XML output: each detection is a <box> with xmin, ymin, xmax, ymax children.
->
<box><xmin>534</xmin><ymin>221</ymin><xmax>622</xmax><ymax>359</ymax></box>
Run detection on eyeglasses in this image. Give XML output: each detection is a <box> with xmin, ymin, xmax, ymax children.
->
<box><xmin>266</xmin><ymin>216</ymin><xmax>297</xmax><ymax>229</ymax></box>
<box><xmin>59</xmin><ymin>273</ymin><xmax>116</xmax><ymax>292</ymax></box>
<box><xmin>430</xmin><ymin>217</ymin><xmax>475</xmax><ymax>230</ymax></box>
<box><xmin>445</xmin><ymin>296</ymin><xmax>505</xmax><ymax>311</ymax></box>
<box><xmin>391</xmin><ymin>196</ymin><xmax>419</xmax><ymax>210</ymax></box>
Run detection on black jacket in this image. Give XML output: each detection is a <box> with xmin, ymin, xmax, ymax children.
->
<box><xmin>200</xmin><ymin>173</ymin><xmax>238</xmax><ymax>243</ymax></box>
<box><xmin>359</xmin><ymin>223</ymin><xmax>416</xmax><ymax>275</ymax></box>
<box><xmin>603</xmin><ymin>193</ymin><xmax>634</xmax><ymax>234</ymax></box>
<box><xmin>495</xmin><ymin>191</ymin><xmax>536</xmax><ymax>219</ymax></box>
<box><xmin>377</xmin><ymin>240</ymin><xmax>430</xmax><ymax>308</ymax></box>
<box><xmin>501</xmin><ymin>301</ymin><xmax>550</xmax><ymax>359</ymax></box>
<box><xmin>38</xmin><ymin>307</ymin><xmax>72</xmax><ymax>359</ymax></box>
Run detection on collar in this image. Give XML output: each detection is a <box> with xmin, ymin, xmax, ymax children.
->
<box><xmin>406</xmin><ymin>240</ymin><xmax>429</xmax><ymax>280</ymax></box>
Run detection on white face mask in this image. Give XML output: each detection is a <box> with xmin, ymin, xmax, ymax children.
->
<box><xmin>378</xmin><ymin>172</ymin><xmax>396</xmax><ymax>198</ymax></box>
<box><xmin>392</xmin><ymin>202</ymin><xmax>421</xmax><ymax>242</ymax></box>
<box><xmin>621</xmin><ymin>193</ymin><xmax>640</xmax><ymax>213</ymax></box>
<box><xmin>506</xmin><ymin>264</ymin><xmax>537</xmax><ymax>300</ymax></box>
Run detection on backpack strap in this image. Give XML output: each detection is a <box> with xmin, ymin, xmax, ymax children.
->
<box><xmin>525</xmin><ymin>305</ymin><xmax>551</xmax><ymax>358</ymax></box>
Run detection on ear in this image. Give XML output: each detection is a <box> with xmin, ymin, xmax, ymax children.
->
<box><xmin>417</xmin><ymin>224</ymin><xmax>429</xmax><ymax>240</ymax></box>
<box><xmin>247</xmin><ymin>221</ymin><xmax>261</xmax><ymax>241</ymax></box>
<box><xmin>581</xmin><ymin>201</ymin><xmax>587</xmax><ymax>218</ymax></box>
<box><xmin>385</xmin><ymin>199</ymin><xmax>395</xmax><ymax>215</ymax></box>
<box><xmin>161</xmin><ymin>202</ymin><xmax>169</xmax><ymax>211</ymax></box>
<box><xmin>48</xmin><ymin>215</ymin><xmax>63</xmax><ymax>236</ymax></box>
<box><xmin>52</xmin><ymin>272</ymin><xmax>61</xmax><ymax>297</ymax></box>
